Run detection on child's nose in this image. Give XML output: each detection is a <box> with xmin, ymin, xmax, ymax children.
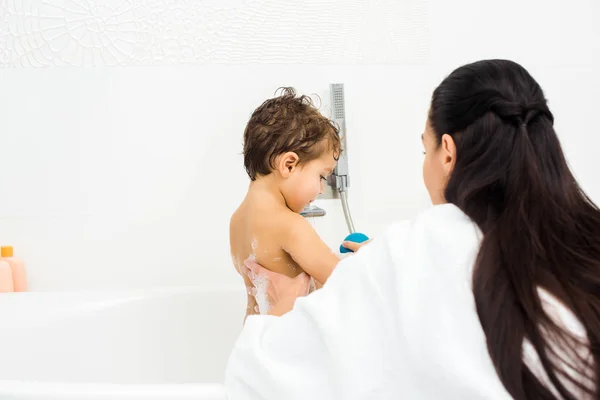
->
<box><xmin>319</xmin><ymin>180</ymin><xmax>325</xmax><ymax>194</ymax></box>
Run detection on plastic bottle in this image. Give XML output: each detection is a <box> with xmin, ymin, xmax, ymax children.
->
<box><xmin>0</xmin><ymin>259</ymin><xmax>14</xmax><ymax>292</ymax></box>
<box><xmin>1</xmin><ymin>246</ymin><xmax>27</xmax><ymax>292</ymax></box>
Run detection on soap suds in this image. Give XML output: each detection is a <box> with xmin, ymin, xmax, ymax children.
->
<box><xmin>252</xmin><ymin>277</ymin><xmax>270</xmax><ymax>314</ymax></box>
<box><xmin>248</xmin><ymin>237</ymin><xmax>270</xmax><ymax>315</ymax></box>
<box><xmin>309</xmin><ymin>277</ymin><xmax>316</xmax><ymax>292</ymax></box>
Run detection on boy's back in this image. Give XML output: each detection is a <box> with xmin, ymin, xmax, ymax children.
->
<box><xmin>230</xmin><ymin>188</ymin><xmax>308</xmax><ymax>316</ymax></box>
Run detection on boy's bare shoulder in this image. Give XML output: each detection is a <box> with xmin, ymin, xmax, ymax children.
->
<box><xmin>245</xmin><ymin>207</ymin><xmax>308</xmax><ymax>244</ymax></box>
<box><xmin>229</xmin><ymin>206</ymin><xmax>243</xmax><ymax>228</ymax></box>
<box><xmin>229</xmin><ymin>200</ymin><xmax>301</xmax><ymax>242</ymax></box>
<box><xmin>277</xmin><ymin>208</ymin><xmax>307</xmax><ymax>225</ymax></box>
<box><xmin>275</xmin><ymin>209</ymin><xmax>316</xmax><ymax>240</ymax></box>
<box><xmin>231</xmin><ymin>202</ymin><xmax>312</xmax><ymax>249</ymax></box>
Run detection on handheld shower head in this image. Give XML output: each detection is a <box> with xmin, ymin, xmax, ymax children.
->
<box><xmin>330</xmin><ymin>83</ymin><xmax>349</xmax><ymax>191</ymax></box>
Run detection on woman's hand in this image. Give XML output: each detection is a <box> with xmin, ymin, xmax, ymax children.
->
<box><xmin>341</xmin><ymin>239</ymin><xmax>372</xmax><ymax>253</ymax></box>
<box><xmin>242</xmin><ymin>259</ymin><xmax>311</xmax><ymax>317</ymax></box>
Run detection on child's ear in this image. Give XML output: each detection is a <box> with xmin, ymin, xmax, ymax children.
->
<box><xmin>277</xmin><ymin>152</ymin><xmax>300</xmax><ymax>178</ymax></box>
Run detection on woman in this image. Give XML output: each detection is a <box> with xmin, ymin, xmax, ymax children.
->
<box><xmin>225</xmin><ymin>60</ymin><xmax>600</xmax><ymax>400</ymax></box>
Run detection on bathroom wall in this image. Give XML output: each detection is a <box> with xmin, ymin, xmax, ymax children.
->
<box><xmin>0</xmin><ymin>0</ymin><xmax>598</xmax><ymax>290</ymax></box>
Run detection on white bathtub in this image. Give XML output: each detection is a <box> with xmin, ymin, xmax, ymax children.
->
<box><xmin>0</xmin><ymin>286</ymin><xmax>246</xmax><ymax>399</ymax></box>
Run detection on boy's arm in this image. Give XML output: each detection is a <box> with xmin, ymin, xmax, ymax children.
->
<box><xmin>280</xmin><ymin>213</ymin><xmax>340</xmax><ymax>285</ymax></box>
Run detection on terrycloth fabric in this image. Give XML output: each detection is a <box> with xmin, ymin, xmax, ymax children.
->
<box><xmin>225</xmin><ymin>204</ymin><xmax>589</xmax><ymax>400</ymax></box>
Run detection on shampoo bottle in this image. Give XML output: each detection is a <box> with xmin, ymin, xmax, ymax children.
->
<box><xmin>0</xmin><ymin>259</ymin><xmax>14</xmax><ymax>292</ymax></box>
<box><xmin>1</xmin><ymin>246</ymin><xmax>27</xmax><ymax>292</ymax></box>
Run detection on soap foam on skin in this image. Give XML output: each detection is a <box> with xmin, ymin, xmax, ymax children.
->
<box><xmin>248</xmin><ymin>238</ymin><xmax>270</xmax><ymax>314</ymax></box>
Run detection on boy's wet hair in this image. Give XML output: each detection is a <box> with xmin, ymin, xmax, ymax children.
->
<box><xmin>243</xmin><ymin>87</ymin><xmax>341</xmax><ymax>181</ymax></box>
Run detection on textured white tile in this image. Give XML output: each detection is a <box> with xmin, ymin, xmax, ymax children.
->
<box><xmin>0</xmin><ymin>0</ymin><xmax>430</xmax><ymax>67</ymax></box>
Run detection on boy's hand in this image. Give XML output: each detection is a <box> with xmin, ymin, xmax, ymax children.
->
<box><xmin>341</xmin><ymin>239</ymin><xmax>372</xmax><ymax>253</ymax></box>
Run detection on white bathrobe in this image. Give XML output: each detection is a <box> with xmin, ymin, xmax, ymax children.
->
<box><xmin>224</xmin><ymin>204</ymin><xmax>587</xmax><ymax>400</ymax></box>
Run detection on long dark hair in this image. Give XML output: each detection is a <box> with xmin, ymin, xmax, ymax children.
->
<box><xmin>430</xmin><ymin>59</ymin><xmax>599</xmax><ymax>399</ymax></box>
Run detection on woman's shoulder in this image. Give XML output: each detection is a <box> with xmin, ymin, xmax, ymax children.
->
<box><xmin>330</xmin><ymin>204</ymin><xmax>481</xmax><ymax>285</ymax></box>
<box><xmin>369</xmin><ymin>204</ymin><xmax>482</xmax><ymax>279</ymax></box>
<box><xmin>384</xmin><ymin>204</ymin><xmax>478</xmax><ymax>243</ymax></box>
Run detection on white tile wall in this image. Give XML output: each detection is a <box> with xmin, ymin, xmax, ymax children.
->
<box><xmin>0</xmin><ymin>0</ymin><xmax>598</xmax><ymax>290</ymax></box>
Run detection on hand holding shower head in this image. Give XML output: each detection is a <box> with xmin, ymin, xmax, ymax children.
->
<box><xmin>340</xmin><ymin>232</ymin><xmax>370</xmax><ymax>253</ymax></box>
